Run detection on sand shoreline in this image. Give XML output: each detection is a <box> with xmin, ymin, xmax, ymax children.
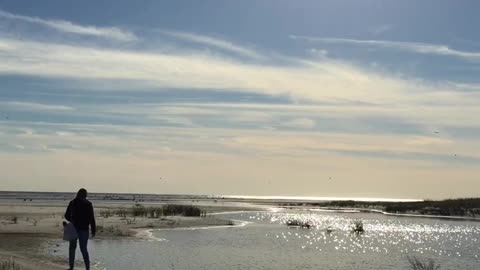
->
<box><xmin>3</xmin><ymin>197</ymin><xmax>478</xmax><ymax>269</ymax></box>
<box><xmin>0</xmin><ymin>201</ymin><xmax>251</xmax><ymax>270</ymax></box>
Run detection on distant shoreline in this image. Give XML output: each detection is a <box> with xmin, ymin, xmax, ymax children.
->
<box><xmin>306</xmin><ymin>207</ymin><xmax>480</xmax><ymax>221</ymax></box>
<box><xmin>2</xmin><ymin>191</ymin><xmax>478</xmax><ymax>220</ymax></box>
<box><xmin>0</xmin><ymin>191</ymin><xmax>423</xmax><ymax>203</ymax></box>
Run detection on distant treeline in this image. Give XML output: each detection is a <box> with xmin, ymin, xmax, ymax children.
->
<box><xmin>280</xmin><ymin>198</ymin><xmax>480</xmax><ymax>217</ymax></box>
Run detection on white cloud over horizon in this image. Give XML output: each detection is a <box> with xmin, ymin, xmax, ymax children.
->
<box><xmin>1</xmin><ymin>37</ymin><xmax>478</xmax><ymax>109</ymax></box>
<box><xmin>0</xmin><ymin>9</ymin><xmax>137</xmax><ymax>41</ymax></box>
<box><xmin>1</xmin><ymin>122</ymin><xmax>479</xmax><ymax>198</ymax></box>
<box><xmin>1</xmin><ymin>121</ymin><xmax>478</xmax><ymax>164</ymax></box>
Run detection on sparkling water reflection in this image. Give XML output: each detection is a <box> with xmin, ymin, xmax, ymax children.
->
<box><xmin>49</xmin><ymin>210</ymin><xmax>480</xmax><ymax>270</ymax></box>
<box><xmin>248</xmin><ymin>211</ymin><xmax>480</xmax><ymax>259</ymax></box>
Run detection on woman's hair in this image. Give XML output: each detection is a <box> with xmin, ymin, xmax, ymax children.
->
<box><xmin>76</xmin><ymin>188</ymin><xmax>88</xmax><ymax>199</ymax></box>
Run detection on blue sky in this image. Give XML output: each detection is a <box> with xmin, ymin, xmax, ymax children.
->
<box><xmin>0</xmin><ymin>1</ymin><xmax>479</xmax><ymax>199</ymax></box>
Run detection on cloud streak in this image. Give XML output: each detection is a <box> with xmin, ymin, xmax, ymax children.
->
<box><xmin>0</xmin><ymin>9</ymin><xmax>137</xmax><ymax>41</ymax></box>
<box><xmin>290</xmin><ymin>35</ymin><xmax>480</xmax><ymax>61</ymax></box>
<box><xmin>282</xmin><ymin>118</ymin><xmax>316</xmax><ymax>129</ymax></box>
<box><xmin>2</xmin><ymin>101</ymin><xmax>74</xmax><ymax>112</ymax></box>
<box><xmin>161</xmin><ymin>31</ymin><xmax>263</xmax><ymax>59</ymax></box>
<box><xmin>0</xmin><ymin>37</ymin><xmax>467</xmax><ymax>106</ymax></box>
<box><xmin>1</xmin><ymin>121</ymin><xmax>478</xmax><ymax>165</ymax></box>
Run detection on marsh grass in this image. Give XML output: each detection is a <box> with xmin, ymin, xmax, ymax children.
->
<box><xmin>161</xmin><ymin>205</ymin><xmax>202</xmax><ymax>217</ymax></box>
<box><xmin>407</xmin><ymin>256</ymin><xmax>440</xmax><ymax>270</ymax></box>
<box><xmin>101</xmin><ymin>205</ymin><xmax>204</xmax><ymax>219</ymax></box>
<box><xmin>0</xmin><ymin>259</ymin><xmax>21</xmax><ymax>270</ymax></box>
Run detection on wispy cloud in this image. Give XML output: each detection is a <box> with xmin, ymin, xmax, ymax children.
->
<box><xmin>370</xmin><ymin>24</ymin><xmax>392</xmax><ymax>35</ymax></box>
<box><xmin>282</xmin><ymin>118</ymin><xmax>316</xmax><ymax>129</ymax></box>
<box><xmin>2</xmin><ymin>101</ymin><xmax>74</xmax><ymax>112</ymax></box>
<box><xmin>0</xmin><ymin>37</ymin><xmax>456</xmax><ymax>105</ymax></box>
<box><xmin>1</xmin><ymin>122</ymin><xmax>477</xmax><ymax>163</ymax></box>
<box><xmin>290</xmin><ymin>35</ymin><xmax>480</xmax><ymax>61</ymax></box>
<box><xmin>0</xmin><ymin>9</ymin><xmax>137</xmax><ymax>41</ymax></box>
<box><xmin>1</xmin><ymin>120</ymin><xmax>479</xmax><ymax>197</ymax></box>
<box><xmin>161</xmin><ymin>30</ymin><xmax>263</xmax><ymax>59</ymax></box>
<box><xmin>1</xmin><ymin>36</ymin><xmax>479</xmax><ymax>132</ymax></box>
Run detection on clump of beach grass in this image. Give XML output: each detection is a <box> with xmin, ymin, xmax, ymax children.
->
<box><xmin>8</xmin><ymin>216</ymin><xmax>18</xmax><ymax>224</ymax></box>
<box><xmin>96</xmin><ymin>225</ymin><xmax>131</xmax><ymax>236</ymax></box>
<box><xmin>0</xmin><ymin>258</ymin><xmax>21</xmax><ymax>270</ymax></box>
<box><xmin>351</xmin><ymin>220</ymin><xmax>364</xmax><ymax>234</ymax></box>
<box><xmin>100</xmin><ymin>209</ymin><xmax>113</xmax><ymax>218</ymax></box>
<box><xmin>407</xmin><ymin>256</ymin><xmax>440</xmax><ymax>270</ymax></box>
<box><xmin>285</xmin><ymin>219</ymin><xmax>311</xmax><ymax>228</ymax></box>
<box><xmin>161</xmin><ymin>205</ymin><xmax>202</xmax><ymax>217</ymax></box>
<box><xmin>108</xmin><ymin>205</ymin><xmax>204</xmax><ymax>219</ymax></box>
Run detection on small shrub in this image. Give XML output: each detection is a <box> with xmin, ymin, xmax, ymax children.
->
<box><xmin>125</xmin><ymin>217</ymin><xmax>136</xmax><ymax>225</ymax></box>
<box><xmin>115</xmin><ymin>208</ymin><xmax>128</xmax><ymax>219</ymax></box>
<box><xmin>351</xmin><ymin>220</ymin><xmax>364</xmax><ymax>234</ymax></box>
<box><xmin>100</xmin><ymin>210</ymin><xmax>113</xmax><ymax>218</ymax></box>
<box><xmin>9</xmin><ymin>216</ymin><xmax>18</xmax><ymax>224</ymax></box>
<box><xmin>286</xmin><ymin>219</ymin><xmax>311</xmax><ymax>228</ymax></box>
<box><xmin>148</xmin><ymin>207</ymin><xmax>158</xmax><ymax>218</ymax></box>
<box><xmin>0</xmin><ymin>258</ymin><xmax>21</xmax><ymax>270</ymax></box>
<box><xmin>407</xmin><ymin>256</ymin><xmax>440</xmax><ymax>270</ymax></box>
<box><xmin>32</xmin><ymin>219</ymin><xmax>38</xmax><ymax>226</ymax></box>
<box><xmin>132</xmin><ymin>205</ymin><xmax>147</xmax><ymax>217</ymax></box>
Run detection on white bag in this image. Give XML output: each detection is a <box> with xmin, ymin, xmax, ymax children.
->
<box><xmin>63</xmin><ymin>222</ymin><xmax>78</xmax><ymax>241</ymax></box>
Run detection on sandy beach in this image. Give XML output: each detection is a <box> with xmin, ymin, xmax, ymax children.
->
<box><xmin>0</xmin><ymin>199</ymin><xmax>251</xmax><ymax>270</ymax></box>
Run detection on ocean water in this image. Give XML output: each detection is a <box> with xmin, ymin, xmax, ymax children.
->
<box><xmin>49</xmin><ymin>210</ymin><xmax>480</xmax><ymax>270</ymax></box>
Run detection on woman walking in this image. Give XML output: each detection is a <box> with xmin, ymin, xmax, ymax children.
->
<box><xmin>65</xmin><ymin>188</ymin><xmax>96</xmax><ymax>270</ymax></box>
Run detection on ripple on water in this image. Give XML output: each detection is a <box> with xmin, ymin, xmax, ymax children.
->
<box><xmin>248</xmin><ymin>211</ymin><xmax>480</xmax><ymax>259</ymax></box>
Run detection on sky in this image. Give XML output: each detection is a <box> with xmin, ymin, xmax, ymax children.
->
<box><xmin>0</xmin><ymin>0</ymin><xmax>479</xmax><ymax>199</ymax></box>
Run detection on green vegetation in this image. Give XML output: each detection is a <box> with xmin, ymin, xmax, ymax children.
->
<box><xmin>384</xmin><ymin>199</ymin><xmax>480</xmax><ymax>217</ymax></box>
<box><xmin>100</xmin><ymin>204</ymin><xmax>205</xmax><ymax>219</ymax></box>
<box><xmin>286</xmin><ymin>219</ymin><xmax>311</xmax><ymax>228</ymax></box>
<box><xmin>0</xmin><ymin>259</ymin><xmax>21</xmax><ymax>270</ymax></box>
<box><xmin>8</xmin><ymin>216</ymin><xmax>18</xmax><ymax>224</ymax></box>
<box><xmin>407</xmin><ymin>256</ymin><xmax>440</xmax><ymax>270</ymax></box>
<box><xmin>351</xmin><ymin>220</ymin><xmax>364</xmax><ymax>234</ymax></box>
<box><xmin>280</xmin><ymin>198</ymin><xmax>480</xmax><ymax>217</ymax></box>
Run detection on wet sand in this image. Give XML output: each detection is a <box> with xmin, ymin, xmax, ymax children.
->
<box><xmin>0</xmin><ymin>200</ymin><xmax>253</xmax><ymax>270</ymax></box>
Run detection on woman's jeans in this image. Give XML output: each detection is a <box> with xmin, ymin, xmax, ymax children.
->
<box><xmin>69</xmin><ymin>229</ymin><xmax>90</xmax><ymax>270</ymax></box>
